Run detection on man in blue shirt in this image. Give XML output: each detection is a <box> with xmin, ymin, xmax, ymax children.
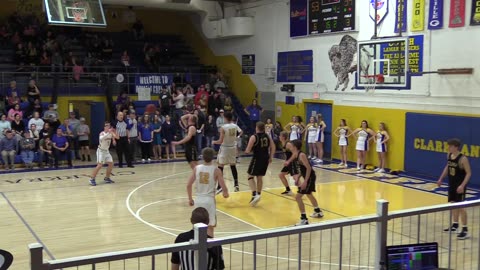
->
<box><xmin>0</xmin><ymin>130</ymin><xmax>17</xmax><ymax>171</ymax></box>
<box><xmin>52</xmin><ymin>128</ymin><xmax>72</xmax><ymax>168</ymax></box>
<box><xmin>244</xmin><ymin>99</ymin><xmax>264</xmax><ymax>134</ymax></box>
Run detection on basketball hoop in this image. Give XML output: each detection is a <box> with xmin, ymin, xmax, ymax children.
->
<box><xmin>66</xmin><ymin>1</ymin><xmax>88</xmax><ymax>22</ymax></box>
<box><xmin>361</xmin><ymin>74</ymin><xmax>384</xmax><ymax>93</ymax></box>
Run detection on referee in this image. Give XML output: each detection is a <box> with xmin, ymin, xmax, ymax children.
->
<box><xmin>114</xmin><ymin>111</ymin><xmax>134</xmax><ymax>168</ymax></box>
<box><xmin>171</xmin><ymin>207</ymin><xmax>225</xmax><ymax>270</ymax></box>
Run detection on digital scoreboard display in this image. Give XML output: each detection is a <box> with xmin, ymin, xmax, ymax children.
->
<box><xmin>309</xmin><ymin>0</ymin><xmax>355</xmax><ymax>34</ymax></box>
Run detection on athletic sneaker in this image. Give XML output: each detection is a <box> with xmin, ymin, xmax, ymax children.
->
<box><xmin>373</xmin><ymin>168</ymin><xmax>381</xmax><ymax>172</ymax></box>
<box><xmin>308</xmin><ymin>155</ymin><xmax>312</xmax><ymax>159</ymax></box>
<box><xmin>216</xmin><ymin>187</ymin><xmax>223</xmax><ymax>195</ymax></box>
<box><xmin>443</xmin><ymin>225</ymin><xmax>458</xmax><ymax>233</ymax></box>
<box><xmin>281</xmin><ymin>190</ymin><xmax>293</xmax><ymax>196</ymax></box>
<box><xmin>147</xmin><ymin>158</ymin><xmax>151</xmax><ymax>163</ymax></box>
<box><xmin>457</xmin><ymin>229</ymin><xmax>469</xmax><ymax>240</ymax></box>
<box><xmin>339</xmin><ymin>162</ymin><xmax>344</xmax><ymax>166</ymax></box>
<box><xmin>104</xmin><ymin>178</ymin><xmax>115</xmax><ymax>184</ymax></box>
<box><xmin>357</xmin><ymin>166</ymin><xmax>362</xmax><ymax>171</ymax></box>
<box><xmin>89</xmin><ymin>179</ymin><xmax>97</xmax><ymax>186</ymax></box>
<box><xmin>141</xmin><ymin>159</ymin><xmax>146</xmax><ymax>163</ymax></box>
<box><xmin>296</xmin><ymin>219</ymin><xmax>309</xmax><ymax>226</ymax></box>
<box><xmin>343</xmin><ymin>164</ymin><xmax>348</xmax><ymax>168</ymax></box>
<box><xmin>236</xmin><ymin>157</ymin><xmax>240</xmax><ymax>163</ymax></box>
<box><xmin>378</xmin><ymin>169</ymin><xmax>386</xmax><ymax>173</ymax></box>
<box><xmin>250</xmin><ymin>195</ymin><xmax>261</xmax><ymax>206</ymax></box>
<box><xmin>310</xmin><ymin>211</ymin><xmax>324</xmax><ymax>218</ymax></box>
<box><xmin>234</xmin><ymin>186</ymin><xmax>240</xmax><ymax>192</ymax></box>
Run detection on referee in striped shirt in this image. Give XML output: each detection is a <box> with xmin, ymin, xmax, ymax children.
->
<box><xmin>114</xmin><ymin>111</ymin><xmax>134</xmax><ymax>168</ymax></box>
<box><xmin>171</xmin><ymin>207</ymin><xmax>225</xmax><ymax>270</ymax></box>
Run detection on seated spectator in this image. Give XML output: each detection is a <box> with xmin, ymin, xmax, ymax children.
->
<box><xmin>43</xmin><ymin>104</ymin><xmax>60</xmax><ymax>130</ymax></box>
<box><xmin>132</xmin><ymin>19</ymin><xmax>144</xmax><ymax>40</ymax></box>
<box><xmin>52</xmin><ymin>128</ymin><xmax>72</xmax><ymax>168</ymax></box>
<box><xmin>0</xmin><ymin>130</ymin><xmax>17</xmax><ymax>171</ymax></box>
<box><xmin>223</xmin><ymin>97</ymin><xmax>233</xmax><ymax>114</ymax></box>
<box><xmin>8</xmin><ymin>104</ymin><xmax>22</xmax><ymax>122</ymax></box>
<box><xmin>28</xmin><ymin>123</ymin><xmax>40</xmax><ymax>151</ymax></box>
<box><xmin>20</xmin><ymin>132</ymin><xmax>35</xmax><ymax>169</ymax></box>
<box><xmin>5</xmin><ymin>81</ymin><xmax>19</xmax><ymax>99</ymax></box>
<box><xmin>38</xmin><ymin>136</ymin><xmax>54</xmax><ymax>168</ymax></box>
<box><xmin>40</xmin><ymin>51</ymin><xmax>51</xmax><ymax>66</ymax></box>
<box><xmin>26</xmin><ymin>79</ymin><xmax>41</xmax><ymax>104</ymax></box>
<box><xmin>73</xmin><ymin>60</ymin><xmax>84</xmax><ymax>82</ymax></box>
<box><xmin>26</xmin><ymin>41</ymin><xmax>38</xmax><ymax>66</ymax></box>
<box><xmin>171</xmin><ymin>207</ymin><xmax>225</xmax><ymax>270</ymax></box>
<box><xmin>77</xmin><ymin>117</ymin><xmax>91</xmax><ymax>161</ymax></box>
<box><xmin>6</xmin><ymin>95</ymin><xmax>20</xmax><ymax>112</ymax></box>
<box><xmin>0</xmin><ymin>114</ymin><xmax>11</xmax><ymax>138</ymax></box>
<box><xmin>51</xmin><ymin>50</ymin><xmax>63</xmax><ymax>72</ymax></box>
<box><xmin>121</xmin><ymin>50</ymin><xmax>130</xmax><ymax>67</ymax></box>
<box><xmin>116</xmin><ymin>90</ymin><xmax>128</xmax><ymax>112</ymax></box>
<box><xmin>11</xmin><ymin>113</ymin><xmax>25</xmax><ymax>139</ymax></box>
<box><xmin>29</xmin><ymin>111</ymin><xmax>45</xmax><ymax>132</ymax></box>
<box><xmin>39</xmin><ymin>122</ymin><xmax>52</xmax><ymax>139</ymax></box>
<box><xmin>27</xmin><ymin>99</ymin><xmax>43</xmax><ymax>119</ymax></box>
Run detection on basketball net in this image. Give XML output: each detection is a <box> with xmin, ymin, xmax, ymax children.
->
<box><xmin>72</xmin><ymin>2</ymin><xmax>88</xmax><ymax>22</ymax></box>
<box><xmin>363</xmin><ymin>74</ymin><xmax>384</xmax><ymax>94</ymax></box>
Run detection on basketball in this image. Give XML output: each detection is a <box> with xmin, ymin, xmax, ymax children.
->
<box><xmin>145</xmin><ymin>104</ymin><xmax>157</xmax><ymax>113</ymax></box>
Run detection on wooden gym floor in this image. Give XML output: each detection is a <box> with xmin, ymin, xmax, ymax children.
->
<box><xmin>0</xmin><ymin>157</ymin><xmax>478</xmax><ymax>269</ymax></box>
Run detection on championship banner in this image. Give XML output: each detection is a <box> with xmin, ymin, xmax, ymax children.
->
<box><xmin>471</xmin><ymin>0</ymin><xmax>480</xmax><ymax>25</ymax></box>
<box><xmin>394</xmin><ymin>0</ymin><xmax>407</xmax><ymax>33</ymax></box>
<box><xmin>411</xmin><ymin>0</ymin><xmax>425</xmax><ymax>31</ymax></box>
<box><xmin>449</xmin><ymin>0</ymin><xmax>466</xmax><ymax>28</ymax></box>
<box><xmin>428</xmin><ymin>0</ymin><xmax>444</xmax><ymax>29</ymax></box>
<box><xmin>369</xmin><ymin>0</ymin><xmax>389</xmax><ymax>25</ymax></box>
<box><xmin>135</xmin><ymin>74</ymin><xmax>173</xmax><ymax>94</ymax></box>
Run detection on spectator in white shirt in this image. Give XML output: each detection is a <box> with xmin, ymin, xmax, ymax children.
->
<box><xmin>0</xmin><ymin>114</ymin><xmax>11</xmax><ymax>138</ymax></box>
<box><xmin>28</xmin><ymin>111</ymin><xmax>45</xmax><ymax>131</ymax></box>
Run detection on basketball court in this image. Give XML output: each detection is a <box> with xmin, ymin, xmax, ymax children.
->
<box><xmin>2</xmin><ymin>158</ymin><xmax>478</xmax><ymax>269</ymax></box>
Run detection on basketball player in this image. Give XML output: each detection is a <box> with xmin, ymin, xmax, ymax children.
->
<box><xmin>289</xmin><ymin>140</ymin><xmax>324</xmax><ymax>225</ymax></box>
<box><xmin>245</xmin><ymin>122</ymin><xmax>275</xmax><ymax>206</ymax></box>
<box><xmin>172</xmin><ymin>114</ymin><xmax>198</xmax><ymax>170</ymax></box>
<box><xmin>89</xmin><ymin>122</ymin><xmax>119</xmax><ymax>186</ymax></box>
<box><xmin>213</xmin><ymin>112</ymin><xmax>243</xmax><ymax>192</ymax></box>
<box><xmin>279</xmin><ymin>131</ymin><xmax>297</xmax><ymax>195</ymax></box>
<box><xmin>333</xmin><ymin>119</ymin><xmax>350</xmax><ymax>167</ymax></box>
<box><xmin>315</xmin><ymin>114</ymin><xmax>327</xmax><ymax>163</ymax></box>
<box><xmin>437</xmin><ymin>138</ymin><xmax>471</xmax><ymax>240</ymax></box>
<box><xmin>305</xmin><ymin>116</ymin><xmax>318</xmax><ymax>160</ymax></box>
<box><xmin>353</xmin><ymin>120</ymin><xmax>375</xmax><ymax>171</ymax></box>
<box><xmin>374</xmin><ymin>122</ymin><xmax>390</xmax><ymax>173</ymax></box>
<box><xmin>187</xmin><ymin>148</ymin><xmax>229</xmax><ymax>237</ymax></box>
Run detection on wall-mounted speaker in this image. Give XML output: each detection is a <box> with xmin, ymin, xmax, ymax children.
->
<box><xmin>280</xmin><ymin>84</ymin><xmax>295</xmax><ymax>92</ymax></box>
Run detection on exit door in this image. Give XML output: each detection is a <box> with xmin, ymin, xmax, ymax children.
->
<box><xmin>305</xmin><ymin>103</ymin><xmax>332</xmax><ymax>159</ymax></box>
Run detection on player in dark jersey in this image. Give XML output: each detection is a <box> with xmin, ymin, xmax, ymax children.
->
<box><xmin>278</xmin><ymin>131</ymin><xmax>297</xmax><ymax>195</ymax></box>
<box><xmin>289</xmin><ymin>140</ymin><xmax>324</xmax><ymax>226</ymax></box>
<box><xmin>244</xmin><ymin>121</ymin><xmax>275</xmax><ymax>206</ymax></box>
<box><xmin>172</xmin><ymin>114</ymin><xmax>198</xmax><ymax>170</ymax></box>
<box><xmin>437</xmin><ymin>138</ymin><xmax>471</xmax><ymax>240</ymax></box>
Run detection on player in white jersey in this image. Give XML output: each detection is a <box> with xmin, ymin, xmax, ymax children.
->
<box><xmin>187</xmin><ymin>148</ymin><xmax>229</xmax><ymax>237</ymax></box>
<box><xmin>89</xmin><ymin>122</ymin><xmax>119</xmax><ymax>186</ymax></box>
<box><xmin>213</xmin><ymin>112</ymin><xmax>243</xmax><ymax>192</ymax></box>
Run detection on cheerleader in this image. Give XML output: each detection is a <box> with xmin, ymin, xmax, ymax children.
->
<box><xmin>284</xmin><ymin>116</ymin><xmax>304</xmax><ymax>141</ymax></box>
<box><xmin>353</xmin><ymin>120</ymin><xmax>375</xmax><ymax>171</ymax></box>
<box><xmin>334</xmin><ymin>119</ymin><xmax>350</xmax><ymax>167</ymax></box>
<box><xmin>305</xmin><ymin>116</ymin><xmax>318</xmax><ymax>160</ymax></box>
<box><xmin>315</xmin><ymin>114</ymin><xmax>327</xmax><ymax>163</ymax></box>
<box><xmin>374</xmin><ymin>122</ymin><xmax>390</xmax><ymax>173</ymax></box>
<box><xmin>265</xmin><ymin>118</ymin><xmax>274</xmax><ymax>138</ymax></box>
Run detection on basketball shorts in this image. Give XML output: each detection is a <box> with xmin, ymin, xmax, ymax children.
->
<box><xmin>217</xmin><ymin>145</ymin><xmax>236</xmax><ymax>165</ymax></box>
<box><xmin>79</xmin><ymin>140</ymin><xmax>90</xmax><ymax>147</ymax></box>
<box><xmin>281</xmin><ymin>160</ymin><xmax>300</xmax><ymax>175</ymax></box>
<box><xmin>298</xmin><ymin>174</ymin><xmax>316</xmax><ymax>195</ymax></box>
<box><xmin>96</xmin><ymin>148</ymin><xmax>113</xmax><ymax>164</ymax></box>
<box><xmin>194</xmin><ymin>196</ymin><xmax>216</xmax><ymax>226</ymax></box>
<box><xmin>448</xmin><ymin>184</ymin><xmax>466</xmax><ymax>203</ymax></box>
<box><xmin>185</xmin><ymin>145</ymin><xmax>198</xmax><ymax>163</ymax></box>
<box><xmin>247</xmin><ymin>157</ymin><xmax>269</xmax><ymax>176</ymax></box>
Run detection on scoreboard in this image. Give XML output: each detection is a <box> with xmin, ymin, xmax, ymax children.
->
<box><xmin>309</xmin><ymin>0</ymin><xmax>355</xmax><ymax>34</ymax></box>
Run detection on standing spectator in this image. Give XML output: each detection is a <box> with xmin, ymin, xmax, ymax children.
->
<box><xmin>114</xmin><ymin>111</ymin><xmax>133</xmax><ymax>168</ymax></box>
<box><xmin>40</xmin><ymin>51</ymin><xmax>51</xmax><ymax>68</ymax></box>
<box><xmin>0</xmin><ymin>130</ymin><xmax>17</xmax><ymax>171</ymax></box>
<box><xmin>194</xmin><ymin>85</ymin><xmax>209</xmax><ymax>107</ymax></box>
<box><xmin>138</xmin><ymin>116</ymin><xmax>153</xmax><ymax>163</ymax></box>
<box><xmin>172</xmin><ymin>88</ymin><xmax>185</xmax><ymax>128</ymax></box>
<box><xmin>127</xmin><ymin>111</ymin><xmax>139</xmax><ymax>162</ymax></box>
<box><xmin>68</xmin><ymin>112</ymin><xmax>81</xmax><ymax>160</ymax></box>
<box><xmin>77</xmin><ymin>117</ymin><xmax>91</xmax><ymax>161</ymax></box>
<box><xmin>38</xmin><ymin>136</ymin><xmax>54</xmax><ymax>168</ymax></box>
<box><xmin>244</xmin><ymin>99</ymin><xmax>264</xmax><ymax>134</ymax></box>
<box><xmin>28</xmin><ymin>112</ymin><xmax>44</xmax><ymax>130</ymax></box>
<box><xmin>52</xmin><ymin>128</ymin><xmax>72</xmax><ymax>168</ymax></box>
<box><xmin>11</xmin><ymin>113</ymin><xmax>25</xmax><ymax>139</ymax></box>
<box><xmin>19</xmin><ymin>132</ymin><xmax>35</xmax><ymax>169</ymax></box>
<box><xmin>28</xmin><ymin>123</ymin><xmax>40</xmax><ymax>151</ymax></box>
<box><xmin>158</xmin><ymin>86</ymin><xmax>171</xmax><ymax>116</ymax></box>
<box><xmin>132</xmin><ymin>19</ymin><xmax>144</xmax><ymax>40</ymax></box>
<box><xmin>116</xmin><ymin>90</ymin><xmax>128</xmax><ymax>112</ymax></box>
<box><xmin>121</xmin><ymin>50</ymin><xmax>130</xmax><ymax>67</ymax></box>
<box><xmin>39</xmin><ymin>122</ymin><xmax>52</xmax><ymax>139</ymax></box>
<box><xmin>161</xmin><ymin>115</ymin><xmax>176</xmax><ymax>160</ymax></box>
<box><xmin>195</xmin><ymin>109</ymin><xmax>206</xmax><ymax>157</ymax></box>
<box><xmin>216</xmin><ymin>110</ymin><xmax>225</xmax><ymax>130</ymax></box>
<box><xmin>223</xmin><ymin>97</ymin><xmax>233</xmax><ymax>114</ymax></box>
<box><xmin>152</xmin><ymin>114</ymin><xmax>162</xmax><ymax>160</ymax></box>
<box><xmin>8</xmin><ymin>104</ymin><xmax>22</xmax><ymax>121</ymax></box>
<box><xmin>26</xmin><ymin>79</ymin><xmax>41</xmax><ymax>104</ymax></box>
<box><xmin>213</xmin><ymin>89</ymin><xmax>224</xmax><ymax>115</ymax></box>
<box><xmin>0</xmin><ymin>114</ymin><xmax>11</xmax><ymax>138</ymax></box>
<box><xmin>205</xmin><ymin>115</ymin><xmax>216</xmax><ymax>148</ymax></box>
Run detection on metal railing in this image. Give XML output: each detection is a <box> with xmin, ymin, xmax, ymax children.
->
<box><xmin>30</xmin><ymin>199</ymin><xmax>480</xmax><ymax>270</ymax></box>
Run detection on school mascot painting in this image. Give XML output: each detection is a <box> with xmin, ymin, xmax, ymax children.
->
<box><xmin>328</xmin><ymin>35</ymin><xmax>358</xmax><ymax>91</ymax></box>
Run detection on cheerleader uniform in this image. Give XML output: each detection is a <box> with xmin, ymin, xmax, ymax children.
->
<box><xmin>316</xmin><ymin>123</ymin><xmax>325</xmax><ymax>143</ymax></box>
<box><xmin>265</xmin><ymin>123</ymin><xmax>274</xmax><ymax>138</ymax></box>
<box><xmin>355</xmin><ymin>129</ymin><xmax>369</xmax><ymax>151</ymax></box>
<box><xmin>338</xmin><ymin>127</ymin><xmax>348</xmax><ymax>146</ymax></box>
<box><xmin>306</xmin><ymin>124</ymin><xmax>318</xmax><ymax>143</ymax></box>
<box><xmin>289</xmin><ymin>123</ymin><xmax>301</xmax><ymax>141</ymax></box>
<box><xmin>376</xmin><ymin>131</ymin><xmax>387</xmax><ymax>152</ymax></box>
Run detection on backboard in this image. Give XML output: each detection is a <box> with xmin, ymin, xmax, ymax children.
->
<box><xmin>44</xmin><ymin>0</ymin><xmax>107</xmax><ymax>27</ymax></box>
<box><xmin>356</xmin><ymin>37</ymin><xmax>410</xmax><ymax>90</ymax></box>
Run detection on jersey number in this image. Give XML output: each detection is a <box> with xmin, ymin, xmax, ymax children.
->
<box><xmin>228</xmin><ymin>129</ymin><xmax>236</xmax><ymax>136</ymax></box>
<box><xmin>449</xmin><ymin>167</ymin><xmax>456</xmax><ymax>176</ymax></box>
<box><xmin>199</xmin><ymin>172</ymin><xmax>210</xmax><ymax>184</ymax></box>
<box><xmin>260</xmin><ymin>137</ymin><xmax>269</xmax><ymax>148</ymax></box>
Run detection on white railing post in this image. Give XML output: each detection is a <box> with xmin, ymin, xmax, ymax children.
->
<box><xmin>29</xmin><ymin>243</ymin><xmax>44</xmax><ymax>270</ymax></box>
<box><xmin>194</xmin><ymin>223</ymin><xmax>209</xmax><ymax>270</ymax></box>
<box><xmin>375</xmin><ymin>200</ymin><xmax>389</xmax><ymax>270</ymax></box>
